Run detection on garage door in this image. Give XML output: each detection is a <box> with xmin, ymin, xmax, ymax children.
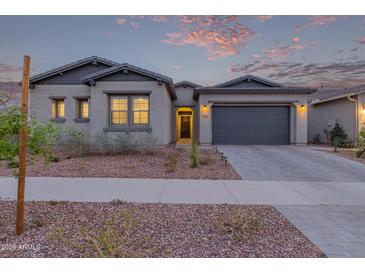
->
<box><xmin>212</xmin><ymin>106</ymin><xmax>290</xmax><ymax>145</ymax></box>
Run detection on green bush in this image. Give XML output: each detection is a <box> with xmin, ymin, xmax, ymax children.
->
<box><xmin>0</xmin><ymin>106</ymin><xmax>61</xmax><ymax>163</ymax></box>
<box><xmin>330</xmin><ymin>123</ymin><xmax>347</xmax><ymax>147</ymax></box>
<box><xmin>190</xmin><ymin>141</ymin><xmax>199</xmax><ymax>168</ymax></box>
<box><xmin>7</xmin><ymin>159</ymin><xmax>19</xmax><ymax>169</ymax></box>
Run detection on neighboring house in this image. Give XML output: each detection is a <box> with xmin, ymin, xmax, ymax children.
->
<box><xmin>29</xmin><ymin>56</ymin><xmax>315</xmax><ymax>146</ymax></box>
<box><xmin>308</xmin><ymin>85</ymin><xmax>365</xmax><ymax>144</ymax></box>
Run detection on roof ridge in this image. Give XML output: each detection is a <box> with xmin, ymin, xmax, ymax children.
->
<box><xmin>30</xmin><ymin>56</ymin><xmax>120</xmax><ymax>83</ymax></box>
<box><xmin>174</xmin><ymin>80</ymin><xmax>202</xmax><ymax>88</ymax></box>
<box><xmin>80</xmin><ymin>63</ymin><xmax>173</xmax><ymax>83</ymax></box>
<box><xmin>214</xmin><ymin>74</ymin><xmax>283</xmax><ymax>88</ymax></box>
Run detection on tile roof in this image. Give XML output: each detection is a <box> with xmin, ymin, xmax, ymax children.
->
<box><xmin>309</xmin><ymin>84</ymin><xmax>365</xmax><ymax>103</ymax></box>
<box><xmin>214</xmin><ymin>74</ymin><xmax>283</xmax><ymax>88</ymax></box>
<box><xmin>174</xmin><ymin>81</ymin><xmax>202</xmax><ymax>88</ymax></box>
<box><xmin>30</xmin><ymin>56</ymin><xmax>119</xmax><ymax>83</ymax></box>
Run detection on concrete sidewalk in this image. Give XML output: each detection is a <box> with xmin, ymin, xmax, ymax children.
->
<box><xmin>2</xmin><ymin>176</ymin><xmax>365</xmax><ymax>205</ymax></box>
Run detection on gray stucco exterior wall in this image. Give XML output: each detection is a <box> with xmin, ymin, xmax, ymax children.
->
<box><xmin>30</xmin><ymin>81</ymin><xmax>173</xmax><ymax>146</ymax></box>
<box><xmin>30</xmin><ymin>85</ymin><xmax>91</xmax><ymax>136</ymax></box>
<box><xmin>308</xmin><ymin>97</ymin><xmax>357</xmax><ymax>143</ymax></box>
<box><xmin>89</xmin><ymin>81</ymin><xmax>172</xmax><ymax>145</ymax></box>
<box><xmin>197</xmin><ymin>93</ymin><xmax>308</xmax><ymax>145</ymax></box>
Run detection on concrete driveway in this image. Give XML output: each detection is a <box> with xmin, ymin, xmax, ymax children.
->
<box><xmin>218</xmin><ymin>145</ymin><xmax>365</xmax><ymax>182</ymax></box>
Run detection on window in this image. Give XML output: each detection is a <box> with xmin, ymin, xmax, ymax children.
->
<box><xmin>51</xmin><ymin>99</ymin><xmax>65</xmax><ymax>119</ymax></box>
<box><xmin>110</xmin><ymin>96</ymin><xmax>128</xmax><ymax>126</ymax></box>
<box><xmin>77</xmin><ymin>99</ymin><xmax>89</xmax><ymax>119</ymax></box>
<box><xmin>132</xmin><ymin>96</ymin><xmax>149</xmax><ymax>125</ymax></box>
<box><xmin>109</xmin><ymin>95</ymin><xmax>149</xmax><ymax>127</ymax></box>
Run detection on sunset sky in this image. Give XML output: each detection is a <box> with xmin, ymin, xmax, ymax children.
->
<box><xmin>0</xmin><ymin>15</ymin><xmax>365</xmax><ymax>88</ymax></box>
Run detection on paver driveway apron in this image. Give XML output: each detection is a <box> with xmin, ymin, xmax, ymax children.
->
<box><xmin>218</xmin><ymin>145</ymin><xmax>365</xmax><ymax>182</ymax></box>
<box><xmin>219</xmin><ymin>145</ymin><xmax>365</xmax><ymax>258</ymax></box>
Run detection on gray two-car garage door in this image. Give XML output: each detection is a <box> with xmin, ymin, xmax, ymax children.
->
<box><xmin>212</xmin><ymin>106</ymin><xmax>290</xmax><ymax>145</ymax></box>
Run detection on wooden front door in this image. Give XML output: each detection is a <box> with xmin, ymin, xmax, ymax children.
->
<box><xmin>180</xmin><ymin>116</ymin><xmax>191</xmax><ymax>139</ymax></box>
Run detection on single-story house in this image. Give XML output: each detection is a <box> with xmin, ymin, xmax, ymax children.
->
<box><xmin>29</xmin><ymin>56</ymin><xmax>315</xmax><ymax>146</ymax></box>
<box><xmin>308</xmin><ymin>85</ymin><xmax>365</xmax><ymax>144</ymax></box>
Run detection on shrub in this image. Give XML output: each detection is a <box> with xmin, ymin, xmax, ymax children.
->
<box><xmin>330</xmin><ymin>123</ymin><xmax>347</xmax><ymax>147</ymax></box>
<box><xmin>166</xmin><ymin>151</ymin><xmax>179</xmax><ymax>172</ymax></box>
<box><xmin>29</xmin><ymin>218</ymin><xmax>44</xmax><ymax>229</ymax></box>
<box><xmin>217</xmin><ymin>211</ymin><xmax>263</xmax><ymax>242</ymax></box>
<box><xmin>81</xmin><ymin>132</ymin><xmax>158</xmax><ymax>156</ymax></box>
<box><xmin>47</xmin><ymin>209</ymin><xmax>157</xmax><ymax>257</ymax></box>
<box><xmin>48</xmin><ymin>200</ymin><xmax>59</xmax><ymax>206</ymax></box>
<box><xmin>357</xmin><ymin>128</ymin><xmax>365</xmax><ymax>158</ymax></box>
<box><xmin>190</xmin><ymin>141</ymin><xmax>199</xmax><ymax>168</ymax></box>
<box><xmin>47</xmin><ymin>155</ymin><xmax>60</xmax><ymax>163</ymax></box>
<box><xmin>7</xmin><ymin>159</ymin><xmax>19</xmax><ymax>168</ymax></box>
<box><xmin>0</xmin><ymin>106</ymin><xmax>61</xmax><ymax>163</ymax></box>
<box><xmin>199</xmin><ymin>153</ymin><xmax>212</xmax><ymax>165</ymax></box>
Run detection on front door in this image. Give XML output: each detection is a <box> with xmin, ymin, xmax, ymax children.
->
<box><xmin>176</xmin><ymin>108</ymin><xmax>193</xmax><ymax>144</ymax></box>
<box><xmin>180</xmin><ymin>116</ymin><xmax>191</xmax><ymax>139</ymax></box>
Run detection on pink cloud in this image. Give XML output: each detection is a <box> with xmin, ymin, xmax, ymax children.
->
<box><xmin>292</xmin><ymin>36</ymin><xmax>300</xmax><ymax>43</ymax></box>
<box><xmin>256</xmin><ymin>16</ymin><xmax>273</xmax><ymax>22</ymax></box>
<box><xmin>116</xmin><ymin>17</ymin><xmax>127</xmax><ymax>25</ymax></box>
<box><xmin>150</xmin><ymin>16</ymin><xmax>169</xmax><ymax>22</ymax></box>
<box><xmin>252</xmin><ymin>54</ymin><xmax>261</xmax><ymax>59</ymax></box>
<box><xmin>296</xmin><ymin>16</ymin><xmax>338</xmax><ymax>31</ymax></box>
<box><xmin>230</xmin><ymin>60</ymin><xmax>365</xmax><ymax>89</ymax></box>
<box><xmin>173</xmin><ymin>65</ymin><xmax>181</xmax><ymax>70</ymax></box>
<box><xmin>0</xmin><ymin>63</ymin><xmax>22</xmax><ymax>72</ymax></box>
<box><xmin>115</xmin><ymin>16</ymin><xmax>140</xmax><ymax>29</ymax></box>
<box><xmin>265</xmin><ymin>41</ymin><xmax>319</xmax><ymax>59</ymax></box>
<box><xmin>355</xmin><ymin>37</ymin><xmax>365</xmax><ymax>44</ymax></box>
<box><xmin>162</xmin><ymin>16</ymin><xmax>256</xmax><ymax>60</ymax></box>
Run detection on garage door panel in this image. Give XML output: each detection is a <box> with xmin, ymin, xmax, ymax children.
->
<box><xmin>212</xmin><ymin>106</ymin><xmax>290</xmax><ymax>145</ymax></box>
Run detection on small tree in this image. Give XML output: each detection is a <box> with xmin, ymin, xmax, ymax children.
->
<box><xmin>190</xmin><ymin>140</ymin><xmax>199</xmax><ymax>168</ymax></box>
<box><xmin>330</xmin><ymin>123</ymin><xmax>347</xmax><ymax>148</ymax></box>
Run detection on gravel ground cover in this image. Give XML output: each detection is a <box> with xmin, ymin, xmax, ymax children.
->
<box><xmin>314</xmin><ymin>147</ymin><xmax>365</xmax><ymax>165</ymax></box>
<box><xmin>0</xmin><ymin>201</ymin><xmax>325</xmax><ymax>258</ymax></box>
<box><xmin>0</xmin><ymin>147</ymin><xmax>240</xmax><ymax>180</ymax></box>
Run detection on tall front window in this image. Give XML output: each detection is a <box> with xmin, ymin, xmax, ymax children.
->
<box><xmin>78</xmin><ymin>99</ymin><xmax>89</xmax><ymax>119</ymax></box>
<box><xmin>51</xmin><ymin>99</ymin><xmax>65</xmax><ymax>119</ymax></box>
<box><xmin>132</xmin><ymin>96</ymin><xmax>149</xmax><ymax>125</ymax></box>
<box><xmin>109</xmin><ymin>95</ymin><xmax>149</xmax><ymax>127</ymax></box>
<box><xmin>110</xmin><ymin>96</ymin><xmax>128</xmax><ymax>126</ymax></box>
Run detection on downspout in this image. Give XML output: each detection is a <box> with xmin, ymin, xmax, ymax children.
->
<box><xmin>347</xmin><ymin>95</ymin><xmax>358</xmax><ymax>145</ymax></box>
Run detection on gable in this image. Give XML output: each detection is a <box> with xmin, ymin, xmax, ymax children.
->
<box><xmin>214</xmin><ymin>74</ymin><xmax>282</xmax><ymax>88</ymax></box>
<box><xmin>33</xmin><ymin>63</ymin><xmax>111</xmax><ymax>85</ymax></box>
<box><xmin>224</xmin><ymin>80</ymin><xmax>274</xmax><ymax>88</ymax></box>
<box><xmin>95</xmin><ymin>70</ymin><xmax>156</xmax><ymax>82</ymax></box>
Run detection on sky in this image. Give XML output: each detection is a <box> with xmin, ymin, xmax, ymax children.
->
<box><xmin>0</xmin><ymin>15</ymin><xmax>365</xmax><ymax>88</ymax></box>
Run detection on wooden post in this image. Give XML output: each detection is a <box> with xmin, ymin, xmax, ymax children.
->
<box><xmin>16</xmin><ymin>55</ymin><xmax>30</xmax><ymax>236</ymax></box>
